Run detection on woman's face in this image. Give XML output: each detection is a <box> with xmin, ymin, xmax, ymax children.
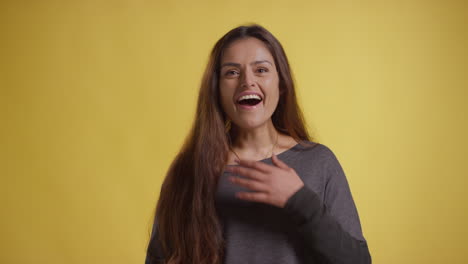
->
<box><xmin>219</xmin><ymin>37</ymin><xmax>280</xmax><ymax>130</ymax></box>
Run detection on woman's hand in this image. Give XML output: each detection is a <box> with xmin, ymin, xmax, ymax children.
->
<box><xmin>225</xmin><ymin>154</ymin><xmax>304</xmax><ymax>208</ymax></box>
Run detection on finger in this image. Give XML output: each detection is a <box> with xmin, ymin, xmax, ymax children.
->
<box><xmin>229</xmin><ymin>176</ymin><xmax>269</xmax><ymax>192</ymax></box>
<box><xmin>235</xmin><ymin>191</ymin><xmax>269</xmax><ymax>203</ymax></box>
<box><xmin>226</xmin><ymin>166</ymin><xmax>266</xmax><ymax>181</ymax></box>
<box><xmin>272</xmin><ymin>153</ymin><xmax>290</xmax><ymax>170</ymax></box>
<box><xmin>237</xmin><ymin>159</ymin><xmax>273</xmax><ymax>173</ymax></box>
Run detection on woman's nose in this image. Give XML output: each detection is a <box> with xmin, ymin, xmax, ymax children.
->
<box><xmin>240</xmin><ymin>70</ymin><xmax>255</xmax><ymax>88</ymax></box>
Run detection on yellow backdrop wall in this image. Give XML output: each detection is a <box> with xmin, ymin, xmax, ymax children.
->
<box><xmin>1</xmin><ymin>0</ymin><xmax>467</xmax><ymax>263</ymax></box>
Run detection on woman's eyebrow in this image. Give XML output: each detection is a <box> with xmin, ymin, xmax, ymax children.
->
<box><xmin>221</xmin><ymin>60</ymin><xmax>273</xmax><ymax>68</ymax></box>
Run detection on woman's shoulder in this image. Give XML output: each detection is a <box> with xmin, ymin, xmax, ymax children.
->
<box><xmin>289</xmin><ymin>140</ymin><xmax>341</xmax><ymax>165</ymax></box>
<box><xmin>293</xmin><ymin>139</ymin><xmax>333</xmax><ymax>154</ymax></box>
<box><xmin>283</xmin><ymin>140</ymin><xmax>342</xmax><ymax>194</ymax></box>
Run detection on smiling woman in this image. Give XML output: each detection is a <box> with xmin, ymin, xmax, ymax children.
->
<box><xmin>219</xmin><ymin>37</ymin><xmax>281</xmax><ymax>151</ymax></box>
<box><xmin>145</xmin><ymin>24</ymin><xmax>371</xmax><ymax>264</ymax></box>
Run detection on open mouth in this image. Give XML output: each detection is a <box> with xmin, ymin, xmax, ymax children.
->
<box><xmin>238</xmin><ymin>98</ymin><xmax>262</xmax><ymax>106</ymax></box>
<box><xmin>237</xmin><ymin>94</ymin><xmax>263</xmax><ymax>107</ymax></box>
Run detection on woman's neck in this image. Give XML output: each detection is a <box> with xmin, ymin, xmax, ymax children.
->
<box><xmin>231</xmin><ymin>120</ymin><xmax>278</xmax><ymax>159</ymax></box>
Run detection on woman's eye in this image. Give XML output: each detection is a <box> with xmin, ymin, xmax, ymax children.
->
<box><xmin>225</xmin><ymin>70</ymin><xmax>238</xmax><ymax>76</ymax></box>
<box><xmin>257</xmin><ymin>68</ymin><xmax>268</xmax><ymax>73</ymax></box>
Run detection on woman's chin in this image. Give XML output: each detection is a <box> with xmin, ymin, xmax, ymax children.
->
<box><xmin>232</xmin><ymin>117</ymin><xmax>273</xmax><ymax>131</ymax></box>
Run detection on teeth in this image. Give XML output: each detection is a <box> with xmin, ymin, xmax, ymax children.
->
<box><xmin>238</xmin><ymin>94</ymin><xmax>262</xmax><ymax>102</ymax></box>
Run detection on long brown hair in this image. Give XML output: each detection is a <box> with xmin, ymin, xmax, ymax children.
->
<box><xmin>147</xmin><ymin>24</ymin><xmax>314</xmax><ymax>264</ymax></box>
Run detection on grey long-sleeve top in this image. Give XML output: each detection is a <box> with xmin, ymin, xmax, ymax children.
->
<box><xmin>146</xmin><ymin>142</ymin><xmax>371</xmax><ymax>263</ymax></box>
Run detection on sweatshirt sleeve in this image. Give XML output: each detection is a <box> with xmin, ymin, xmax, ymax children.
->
<box><xmin>283</xmin><ymin>146</ymin><xmax>372</xmax><ymax>264</ymax></box>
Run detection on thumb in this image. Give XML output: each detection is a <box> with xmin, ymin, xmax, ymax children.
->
<box><xmin>272</xmin><ymin>153</ymin><xmax>289</xmax><ymax>170</ymax></box>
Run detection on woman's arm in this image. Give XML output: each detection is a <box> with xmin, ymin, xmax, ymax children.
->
<box><xmin>283</xmin><ymin>147</ymin><xmax>372</xmax><ymax>264</ymax></box>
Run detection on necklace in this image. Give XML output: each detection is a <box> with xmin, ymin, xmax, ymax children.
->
<box><xmin>229</xmin><ymin>131</ymin><xmax>279</xmax><ymax>162</ymax></box>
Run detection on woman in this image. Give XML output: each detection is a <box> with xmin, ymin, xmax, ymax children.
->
<box><xmin>146</xmin><ymin>24</ymin><xmax>371</xmax><ymax>264</ymax></box>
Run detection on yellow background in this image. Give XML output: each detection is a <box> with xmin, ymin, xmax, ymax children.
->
<box><xmin>1</xmin><ymin>0</ymin><xmax>467</xmax><ymax>263</ymax></box>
